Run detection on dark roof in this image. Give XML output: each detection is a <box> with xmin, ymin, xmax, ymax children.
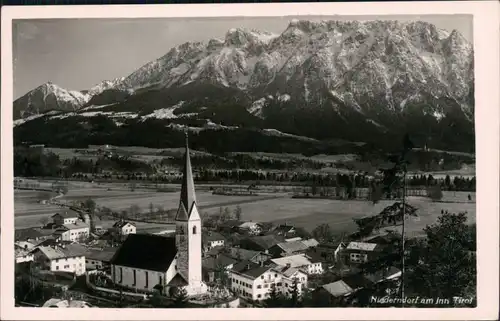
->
<box><xmin>341</xmin><ymin>273</ymin><xmax>374</xmax><ymax>290</ymax></box>
<box><xmin>202</xmin><ymin>254</ymin><xmax>238</xmax><ymax>271</ymax></box>
<box><xmin>304</xmin><ymin>249</ymin><xmax>325</xmax><ymax>263</ymax></box>
<box><xmin>205</xmin><ymin>246</ymin><xmax>225</xmax><ymax>257</ymax></box>
<box><xmin>85</xmin><ymin>248</ymin><xmax>118</xmax><ymax>263</ymax></box>
<box><xmin>35</xmin><ymin>238</ymin><xmax>72</xmax><ymax>248</ymax></box>
<box><xmin>52</xmin><ymin>211</ymin><xmax>79</xmax><ymax>219</ymax></box>
<box><xmin>15</xmin><ymin>228</ymin><xmax>45</xmax><ymax>241</ymax></box>
<box><xmin>168</xmin><ymin>273</ymin><xmax>188</xmax><ymax>286</ymax></box>
<box><xmin>112</xmin><ymin>221</ymin><xmax>135</xmax><ymax>228</ymax></box>
<box><xmin>176</xmin><ymin>136</ymin><xmax>197</xmax><ymax>221</ymax></box>
<box><xmin>317</xmin><ymin>242</ymin><xmax>346</xmax><ymax>250</ymax></box>
<box><xmin>203</xmin><ymin>232</ymin><xmax>226</xmax><ymax>243</ymax></box>
<box><xmin>243</xmin><ymin>235</ymin><xmax>283</xmax><ymax>250</ymax></box>
<box><xmin>232</xmin><ymin>260</ymin><xmax>261</xmax><ymax>273</ymax></box>
<box><xmin>228</xmin><ymin>247</ymin><xmax>263</xmax><ymax>261</ymax></box>
<box><xmin>275</xmin><ymin>224</ymin><xmax>295</xmax><ymax>234</ymax></box>
<box><xmin>110</xmin><ymin>234</ymin><xmax>177</xmax><ymax>272</ymax></box>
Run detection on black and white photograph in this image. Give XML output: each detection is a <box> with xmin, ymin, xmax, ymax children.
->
<box><xmin>1</xmin><ymin>2</ymin><xmax>499</xmax><ymax>320</ymax></box>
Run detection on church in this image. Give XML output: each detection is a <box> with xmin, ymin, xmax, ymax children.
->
<box><xmin>110</xmin><ymin>135</ymin><xmax>207</xmax><ymax>296</ymax></box>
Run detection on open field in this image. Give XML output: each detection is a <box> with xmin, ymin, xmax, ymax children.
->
<box><xmin>14</xmin><ymin>179</ymin><xmax>476</xmax><ymax>237</ymax></box>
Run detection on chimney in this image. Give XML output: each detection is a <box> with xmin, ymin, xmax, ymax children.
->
<box><xmin>286</xmin><ymin>263</ymin><xmax>291</xmax><ymax>268</ymax></box>
<box><xmin>246</xmin><ymin>263</ymin><xmax>250</xmax><ymax>270</ymax></box>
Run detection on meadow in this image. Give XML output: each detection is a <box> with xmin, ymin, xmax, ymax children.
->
<box><xmin>14</xmin><ymin>179</ymin><xmax>476</xmax><ymax>237</ymax></box>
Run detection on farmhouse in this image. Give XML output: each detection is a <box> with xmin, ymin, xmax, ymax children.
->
<box><xmin>15</xmin><ymin>248</ymin><xmax>34</xmax><ymax>264</ymax></box>
<box><xmin>52</xmin><ymin>222</ymin><xmax>90</xmax><ymax>242</ymax></box>
<box><xmin>342</xmin><ymin>242</ymin><xmax>382</xmax><ymax>265</ymax></box>
<box><xmin>109</xmin><ymin>137</ymin><xmax>207</xmax><ymax>296</ymax></box>
<box><xmin>229</xmin><ymin>261</ymin><xmax>308</xmax><ymax>301</ymax></box>
<box><xmin>109</xmin><ymin>220</ymin><xmax>136</xmax><ymax>240</ymax></box>
<box><xmin>31</xmin><ymin>243</ymin><xmax>87</xmax><ymax>276</ymax></box>
<box><xmin>238</xmin><ymin>222</ymin><xmax>262</xmax><ymax>235</ymax></box>
<box><xmin>239</xmin><ymin>235</ymin><xmax>283</xmax><ymax>253</ymax></box>
<box><xmin>269</xmin><ymin>240</ymin><xmax>310</xmax><ymax>258</ymax></box>
<box><xmin>270</xmin><ymin>254</ymin><xmax>323</xmax><ymax>275</ymax></box>
<box><xmin>202</xmin><ymin>231</ymin><xmax>226</xmax><ymax>251</ymax></box>
<box><xmin>202</xmin><ymin>253</ymin><xmax>238</xmax><ymax>283</ymax></box>
<box><xmin>307</xmin><ymin>242</ymin><xmax>347</xmax><ymax>264</ymax></box>
<box><xmin>52</xmin><ymin>211</ymin><xmax>80</xmax><ymax>226</ymax></box>
<box><xmin>84</xmin><ymin>247</ymin><xmax>117</xmax><ymax>271</ymax></box>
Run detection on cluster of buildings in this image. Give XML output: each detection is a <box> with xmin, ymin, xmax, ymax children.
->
<box><xmin>15</xmin><ymin>138</ymin><xmax>401</xmax><ymax>307</ymax></box>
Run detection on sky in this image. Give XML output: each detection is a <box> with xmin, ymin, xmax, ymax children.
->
<box><xmin>12</xmin><ymin>15</ymin><xmax>472</xmax><ymax>99</ymax></box>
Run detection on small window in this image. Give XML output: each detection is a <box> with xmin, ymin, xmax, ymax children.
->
<box><xmin>274</xmin><ymin>274</ymin><xmax>277</xmax><ymax>277</ymax></box>
<box><xmin>257</xmin><ymin>285</ymin><xmax>262</xmax><ymax>289</ymax></box>
<box><xmin>261</xmin><ymin>276</ymin><xmax>264</xmax><ymax>279</ymax></box>
<box><xmin>56</xmin><ymin>266</ymin><xmax>59</xmax><ymax>270</ymax></box>
<box><xmin>193</xmin><ymin>226</ymin><xmax>197</xmax><ymax>234</ymax></box>
<box><xmin>257</xmin><ymin>294</ymin><xmax>261</xmax><ymax>298</ymax></box>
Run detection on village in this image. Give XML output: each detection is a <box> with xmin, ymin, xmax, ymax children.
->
<box><xmin>14</xmin><ymin>139</ymin><xmax>411</xmax><ymax>309</ymax></box>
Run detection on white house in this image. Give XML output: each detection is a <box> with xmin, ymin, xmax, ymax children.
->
<box><xmin>238</xmin><ymin>222</ymin><xmax>262</xmax><ymax>235</ymax></box>
<box><xmin>344</xmin><ymin>242</ymin><xmax>382</xmax><ymax>264</ymax></box>
<box><xmin>202</xmin><ymin>231</ymin><xmax>225</xmax><ymax>251</ymax></box>
<box><xmin>109</xmin><ymin>221</ymin><xmax>136</xmax><ymax>239</ymax></box>
<box><xmin>15</xmin><ymin>248</ymin><xmax>34</xmax><ymax>264</ymax></box>
<box><xmin>31</xmin><ymin>243</ymin><xmax>87</xmax><ymax>276</ymax></box>
<box><xmin>229</xmin><ymin>261</ymin><xmax>308</xmax><ymax>301</ymax></box>
<box><xmin>53</xmin><ymin>222</ymin><xmax>90</xmax><ymax>242</ymax></box>
<box><xmin>109</xmin><ymin>137</ymin><xmax>207</xmax><ymax>296</ymax></box>
<box><xmin>270</xmin><ymin>254</ymin><xmax>323</xmax><ymax>275</ymax></box>
<box><xmin>51</xmin><ymin>211</ymin><xmax>80</xmax><ymax>226</ymax></box>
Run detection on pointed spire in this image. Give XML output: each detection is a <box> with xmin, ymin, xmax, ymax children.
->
<box><xmin>175</xmin><ymin>131</ymin><xmax>197</xmax><ymax>221</ymax></box>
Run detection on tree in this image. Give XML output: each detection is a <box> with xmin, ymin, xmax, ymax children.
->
<box><xmin>39</xmin><ymin>217</ymin><xmax>49</xmax><ymax>228</ymax></box>
<box><xmin>312</xmin><ymin>223</ymin><xmax>333</xmax><ymax>242</ymax></box>
<box><xmin>171</xmin><ymin>286</ymin><xmax>189</xmax><ymax>307</ymax></box>
<box><xmin>289</xmin><ymin>278</ymin><xmax>301</xmax><ymax>307</ymax></box>
<box><xmin>220</xmin><ymin>207</ymin><xmax>231</xmax><ymax>222</ymax></box>
<box><xmin>407</xmin><ymin>211</ymin><xmax>476</xmax><ymax>306</ymax></box>
<box><xmin>265</xmin><ymin>283</ymin><xmax>286</xmax><ymax>307</ymax></box>
<box><xmin>83</xmin><ymin>198</ymin><xmax>96</xmax><ymax>214</ymax></box>
<box><xmin>427</xmin><ymin>185</ymin><xmax>443</xmax><ymax>201</ymax></box>
<box><xmin>233</xmin><ymin>205</ymin><xmax>243</xmax><ymax>221</ymax></box>
<box><xmin>129</xmin><ymin>204</ymin><xmax>141</xmax><ymax>219</ymax></box>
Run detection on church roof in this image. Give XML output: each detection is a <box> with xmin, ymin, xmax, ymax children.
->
<box><xmin>176</xmin><ymin>133</ymin><xmax>197</xmax><ymax>221</ymax></box>
<box><xmin>168</xmin><ymin>273</ymin><xmax>189</xmax><ymax>286</ymax></box>
<box><xmin>110</xmin><ymin>234</ymin><xmax>177</xmax><ymax>272</ymax></box>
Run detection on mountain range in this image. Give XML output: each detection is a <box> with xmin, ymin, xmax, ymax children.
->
<box><xmin>13</xmin><ymin>19</ymin><xmax>475</xmax><ymax>154</ymax></box>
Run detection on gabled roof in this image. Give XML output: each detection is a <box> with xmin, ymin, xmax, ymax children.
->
<box><xmin>228</xmin><ymin>247</ymin><xmax>264</xmax><ymax>261</ymax></box>
<box><xmin>35</xmin><ymin>244</ymin><xmax>87</xmax><ymax>260</ymax></box>
<box><xmin>110</xmin><ymin>234</ymin><xmax>177</xmax><ymax>272</ymax></box>
<box><xmin>84</xmin><ymin>248</ymin><xmax>118</xmax><ymax>263</ymax></box>
<box><xmin>202</xmin><ymin>254</ymin><xmax>238</xmax><ymax>271</ymax></box>
<box><xmin>232</xmin><ymin>263</ymin><xmax>272</xmax><ymax>280</ymax></box>
<box><xmin>346</xmin><ymin>242</ymin><xmax>379</xmax><ymax>252</ymax></box>
<box><xmin>176</xmin><ymin>133</ymin><xmax>197</xmax><ymax>221</ymax></box>
<box><xmin>112</xmin><ymin>221</ymin><xmax>135</xmax><ymax>228</ymax></box>
<box><xmin>203</xmin><ymin>232</ymin><xmax>226</xmax><ymax>243</ymax></box>
<box><xmin>243</xmin><ymin>235</ymin><xmax>283</xmax><ymax>250</ymax></box>
<box><xmin>301</xmin><ymin>238</ymin><xmax>319</xmax><ymax>248</ymax></box>
<box><xmin>322</xmin><ymin>280</ymin><xmax>354</xmax><ymax>297</ymax></box>
<box><xmin>15</xmin><ymin>228</ymin><xmax>45</xmax><ymax>241</ymax></box>
<box><xmin>167</xmin><ymin>273</ymin><xmax>188</xmax><ymax>286</ymax></box>
<box><xmin>270</xmin><ymin>254</ymin><xmax>312</xmax><ymax>268</ymax></box>
<box><xmin>272</xmin><ymin>265</ymin><xmax>304</xmax><ymax>278</ymax></box>
<box><xmin>232</xmin><ymin>260</ymin><xmax>261</xmax><ymax>273</ymax></box>
<box><xmin>63</xmin><ymin>222</ymin><xmax>90</xmax><ymax>230</ymax></box>
<box><xmin>275</xmin><ymin>240</ymin><xmax>309</xmax><ymax>254</ymax></box>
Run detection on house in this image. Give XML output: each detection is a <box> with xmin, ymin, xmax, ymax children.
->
<box><xmin>109</xmin><ymin>137</ymin><xmax>207</xmax><ymax>296</ymax></box>
<box><xmin>15</xmin><ymin>241</ymin><xmax>36</xmax><ymax>251</ymax></box>
<box><xmin>202</xmin><ymin>253</ymin><xmax>238</xmax><ymax>283</ymax></box>
<box><xmin>301</xmin><ymin>238</ymin><xmax>319</xmax><ymax>248</ymax></box>
<box><xmin>202</xmin><ymin>231</ymin><xmax>226</xmax><ymax>251</ymax></box>
<box><xmin>342</xmin><ymin>242</ymin><xmax>383</xmax><ymax>265</ymax></box>
<box><xmin>51</xmin><ymin>211</ymin><xmax>80</xmax><ymax>226</ymax></box>
<box><xmin>239</xmin><ymin>235</ymin><xmax>284</xmax><ymax>253</ymax></box>
<box><xmin>15</xmin><ymin>228</ymin><xmax>48</xmax><ymax>242</ymax></box>
<box><xmin>227</xmin><ymin>247</ymin><xmax>272</xmax><ymax>264</ymax></box>
<box><xmin>270</xmin><ymin>254</ymin><xmax>323</xmax><ymax>275</ymax></box>
<box><xmin>238</xmin><ymin>222</ymin><xmax>262</xmax><ymax>235</ymax></box>
<box><xmin>308</xmin><ymin>242</ymin><xmax>347</xmax><ymax>265</ymax></box>
<box><xmin>269</xmin><ymin>240</ymin><xmax>309</xmax><ymax>258</ymax></box>
<box><xmin>15</xmin><ymin>248</ymin><xmax>34</xmax><ymax>264</ymax></box>
<box><xmin>274</xmin><ymin>224</ymin><xmax>296</xmax><ymax>236</ymax></box>
<box><xmin>84</xmin><ymin>247</ymin><xmax>118</xmax><ymax>271</ymax></box>
<box><xmin>218</xmin><ymin>220</ymin><xmax>243</xmax><ymax>233</ymax></box>
<box><xmin>313</xmin><ymin>267</ymin><xmax>402</xmax><ymax>305</ymax></box>
<box><xmin>229</xmin><ymin>261</ymin><xmax>308</xmax><ymax>301</ymax></box>
<box><xmin>31</xmin><ymin>243</ymin><xmax>87</xmax><ymax>276</ymax></box>
<box><xmin>52</xmin><ymin>222</ymin><xmax>90</xmax><ymax>242</ymax></box>
<box><xmin>109</xmin><ymin>221</ymin><xmax>136</xmax><ymax>240</ymax></box>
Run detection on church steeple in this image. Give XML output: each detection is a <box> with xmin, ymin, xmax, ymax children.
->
<box><xmin>175</xmin><ymin>132</ymin><xmax>197</xmax><ymax>221</ymax></box>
